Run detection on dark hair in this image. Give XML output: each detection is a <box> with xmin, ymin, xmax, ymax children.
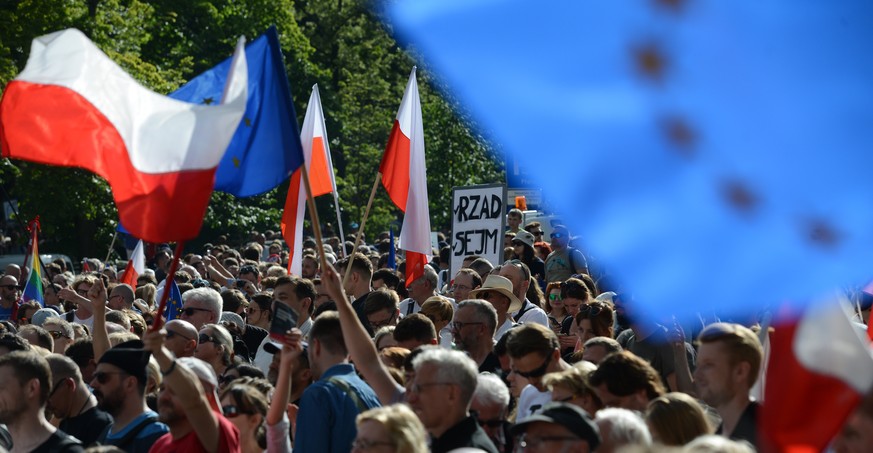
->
<box><xmin>0</xmin><ymin>350</ymin><xmax>51</xmax><ymax>405</ymax></box>
<box><xmin>363</xmin><ymin>288</ymin><xmax>399</xmax><ymax>316</ymax></box>
<box><xmin>560</xmin><ymin>278</ymin><xmax>591</xmax><ymax>301</ymax></box>
<box><xmin>393</xmin><ymin>314</ymin><xmax>436</xmax><ymax>344</ymax></box>
<box><xmin>0</xmin><ymin>332</ymin><xmax>32</xmax><ymax>353</ymax></box>
<box><xmin>589</xmin><ymin>351</ymin><xmax>666</xmax><ymax>400</ymax></box>
<box><xmin>275</xmin><ymin>276</ymin><xmax>317</xmax><ymax>315</ymax></box>
<box><xmin>222</xmin><ymin>289</ymin><xmax>248</xmax><ymax>314</ymax></box>
<box><xmin>506</xmin><ymin>323</ymin><xmax>558</xmax><ymax>359</ymax></box>
<box><xmin>220</xmin><ymin>382</ymin><xmax>269</xmax><ymax>448</ymax></box>
<box><xmin>575</xmin><ymin>302</ymin><xmax>614</xmax><ymax>338</ymax></box>
<box><xmin>20</xmin><ymin>325</ymin><xmax>54</xmax><ymax>351</ymax></box>
<box><xmin>336</xmin><ymin>252</ymin><xmax>374</xmax><ymax>280</ymax></box>
<box><xmin>309</xmin><ymin>312</ymin><xmax>346</xmax><ymax>356</ymax></box>
<box><xmin>65</xmin><ymin>338</ymin><xmax>94</xmax><ymax>369</ymax></box>
<box><xmin>454</xmin><ymin>268</ymin><xmax>482</xmax><ymax>290</ymax></box>
<box><xmin>372</xmin><ymin>269</ymin><xmax>401</xmax><ymax>289</ymax></box>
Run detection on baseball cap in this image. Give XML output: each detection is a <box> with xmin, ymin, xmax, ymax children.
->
<box><xmin>510</xmin><ymin>402</ymin><xmax>600</xmax><ymax>450</ymax></box>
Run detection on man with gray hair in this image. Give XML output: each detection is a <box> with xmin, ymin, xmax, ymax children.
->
<box><xmin>179</xmin><ymin>287</ymin><xmax>222</xmax><ymax>330</ymax></box>
<box><xmin>594</xmin><ymin>407</ymin><xmax>652</xmax><ymax>453</ymax></box>
<box><xmin>452</xmin><ymin>299</ymin><xmax>501</xmax><ymax>374</ymax></box>
<box><xmin>582</xmin><ymin>337</ymin><xmax>623</xmax><ymax>365</ymax></box>
<box><xmin>407</xmin><ymin>348</ymin><xmax>497</xmax><ymax>453</ymax></box>
<box><xmin>399</xmin><ymin>265</ymin><xmax>441</xmax><ymax>316</ymax></box>
<box><xmin>471</xmin><ymin>372</ymin><xmax>511</xmax><ymax>452</ymax></box>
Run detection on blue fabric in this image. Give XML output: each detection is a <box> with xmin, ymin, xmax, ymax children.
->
<box><xmin>386</xmin><ymin>1</ymin><xmax>873</xmax><ymax>322</ymax></box>
<box><xmin>170</xmin><ymin>26</ymin><xmax>304</xmax><ymax>197</ymax></box>
<box><xmin>105</xmin><ymin>410</ymin><xmax>169</xmax><ymax>453</ymax></box>
<box><xmin>294</xmin><ymin>363</ymin><xmax>381</xmax><ymax>453</ymax></box>
<box><xmin>165</xmin><ymin>279</ymin><xmax>183</xmax><ymax>321</ymax></box>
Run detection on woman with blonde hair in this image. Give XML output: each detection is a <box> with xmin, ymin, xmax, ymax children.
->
<box><xmin>195</xmin><ymin>323</ymin><xmax>235</xmax><ymax>377</ymax></box>
<box><xmin>646</xmin><ymin>392</ymin><xmax>712</xmax><ymax>446</ymax></box>
<box><xmin>353</xmin><ymin>404</ymin><xmax>428</xmax><ymax>453</ymax></box>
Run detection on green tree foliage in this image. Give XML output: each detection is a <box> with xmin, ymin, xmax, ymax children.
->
<box><xmin>0</xmin><ymin>0</ymin><xmax>502</xmax><ymax>261</ymax></box>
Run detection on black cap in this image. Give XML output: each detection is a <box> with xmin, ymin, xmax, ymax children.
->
<box><xmin>98</xmin><ymin>339</ymin><xmax>151</xmax><ymax>384</ymax></box>
<box><xmin>510</xmin><ymin>402</ymin><xmax>600</xmax><ymax>450</ymax></box>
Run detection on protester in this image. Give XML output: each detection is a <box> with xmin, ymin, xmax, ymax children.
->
<box><xmin>164</xmin><ymin>319</ymin><xmax>198</xmax><ymax>358</ymax></box>
<box><xmin>450</xmin><ymin>268</ymin><xmax>481</xmax><ymax>303</ymax></box>
<box><xmin>393</xmin><ymin>313</ymin><xmax>437</xmax><ymax>350</ymax></box>
<box><xmin>645</xmin><ymin>392</ymin><xmax>712</xmax><ymax>446</ymax></box>
<box><xmin>0</xmin><ymin>275</ymin><xmax>20</xmax><ymax>321</ymax></box>
<box><xmin>511</xmin><ymin>230</ymin><xmax>545</xmax><ymax>284</ymax></box>
<box><xmin>452</xmin><ymin>299</ymin><xmax>501</xmax><ymax>374</ymax></box>
<box><xmin>353</xmin><ymin>404</ymin><xmax>429</xmax><ymax>453</ymax></box>
<box><xmin>594</xmin><ymin>407</ymin><xmax>652</xmax><ymax>453</ymax></box>
<box><xmin>506</xmin><ymin>323</ymin><xmax>571</xmax><ymax>421</ymax></box>
<box><xmin>273</xmin><ymin>276</ymin><xmax>316</xmax><ymax>336</ymax></box>
<box><xmin>179</xmin><ymin>287</ymin><xmax>223</xmax><ymax>330</ymax></box>
<box><xmin>218</xmin><ymin>382</ymin><xmax>271</xmax><ymax>453</ymax></box>
<box><xmin>336</xmin><ymin>252</ymin><xmax>377</xmax><ymax>335</ymax></box>
<box><xmin>143</xmin><ymin>329</ymin><xmax>241</xmax><ymax>452</ymax></box>
<box><xmin>544</xmin><ymin>224</ymin><xmax>588</xmax><ymax>282</ymax></box>
<box><xmin>581</xmin><ymin>337</ymin><xmax>622</xmax><ymax>365</ymax></box>
<box><xmin>418</xmin><ymin>296</ymin><xmax>453</xmax><ymax>348</ymax></box>
<box><xmin>46</xmin><ymin>353</ymin><xmax>112</xmax><ymax>446</ymax></box>
<box><xmin>91</xmin><ymin>341</ymin><xmax>169</xmax><ymax>451</ymax></box>
<box><xmin>0</xmin><ymin>350</ymin><xmax>84</xmax><ymax>451</ymax></box>
<box><xmin>363</xmin><ymin>288</ymin><xmax>401</xmax><ymax>333</ymax></box>
<box><xmin>469</xmin><ymin>275</ymin><xmax>522</xmax><ymax>340</ymax></box>
<box><xmin>195</xmin><ymin>324</ymin><xmax>236</xmax><ymax>378</ymax></box>
<box><xmin>544</xmin><ymin>281</ymin><xmax>569</xmax><ymax>333</ymax></box>
<box><xmin>497</xmin><ymin>260</ymin><xmax>548</xmax><ymax>327</ymax></box>
<box><xmin>588</xmin><ymin>351</ymin><xmax>666</xmax><ymax>411</ymax></box>
<box><xmin>510</xmin><ymin>402</ymin><xmax>601</xmax><ymax>453</ymax></box>
<box><xmin>470</xmin><ymin>372</ymin><xmax>511</xmax><ymax>452</ymax></box>
<box><xmin>693</xmin><ymin>322</ymin><xmax>763</xmax><ymax>448</ymax></box>
<box><xmin>543</xmin><ymin>366</ymin><xmax>603</xmax><ymax>417</ymax></box>
<box><xmin>398</xmin><ymin>266</ymin><xmax>440</xmax><ymax>316</ymax></box>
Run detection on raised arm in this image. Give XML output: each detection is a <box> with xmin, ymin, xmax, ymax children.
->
<box><xmin>143</xmin><ymin>328</ymin><xmax>222</xmax><ymax>453</ymax></box>
<box><xmin>321</xmin><ymin>262</ymin><xmax>403</xmax><ymax>404</ymax></box>
<box><xmin>88</xmin><ymin>278</ymin><xmax>111</xmax><ymax>361</ymax></box>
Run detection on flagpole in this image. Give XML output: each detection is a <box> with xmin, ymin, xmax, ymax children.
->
<box><xmin>150</xmin><ymin>241</ymin><xmax>185</xmax><ymax>332</ymax></box>
<box><xmin>300</xmin><ymin>163</ymin><xmax>330</xmax><ymax>272</ymax></box>
<box><xmin>332</xmin><ymin>192</ymin><xmax>346</xmax><ymax>258</ymax></box>
<box><xmin>342</xmin><ymin>172</ymin><xmax>381</xmax><ymax>288</ymax></box>
<box><xmin>104</xmin><ymin>228</ymin><xmax>119</xmax><ymax>264</ymax></box>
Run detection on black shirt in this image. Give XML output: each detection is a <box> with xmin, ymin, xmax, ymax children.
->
<box><xmin>717</xmin><ymin>401</ymin><xmax>759</xmax><ymax>449</ymax></box>
<box><xmin>242</xmin><ymin>325</ymin><xmax>268</xmax><ymax>361</ymax></box>
<box><xmin>58</xmin><ymin>406</ymin><xmax>113</xmax><ymax>447</ymax></box>
<box><xmin>32</xmin><ymin>429</ymin><xmax>85</xmax><ymax>453</ymax></box>
<box><xmin>352</xmin><ymin>292</ymin><xmax>374</xmax><ymax>337</ymax></box>
<box><xmin>478</xmin><ymin>352</ymin><xmax>502</xmax><ymax>375</ymax></box>
<box><xmin>431</xmin><ymin>415</ymin><xmax>498</xmax><ymax>453</ymax></box>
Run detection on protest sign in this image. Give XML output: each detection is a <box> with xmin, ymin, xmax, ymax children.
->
<box><xmin>451</xmin><ymin>183</ymin><xmax>506</xmax><ymax>277</ymax></box>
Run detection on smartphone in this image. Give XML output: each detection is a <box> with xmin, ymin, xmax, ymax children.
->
<box><xmin>270</xmin><ymin>303</ymin><xmax>299</xmax><ymax>341</ymax></box>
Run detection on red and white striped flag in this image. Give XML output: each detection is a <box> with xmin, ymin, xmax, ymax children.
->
<box><xmin>120</xmin><ymin>239</ymin><xmax>145</xmax><ymax>287</ymax></box>
<box><xmin>380</xmin><ymin>68</ymin><xmax>432</xmax><ymax>286</ymax></box>
<box><xmin>281</xmin><ymin>85</ymin><xmax>337</xmax><ymax>275</ymax></box>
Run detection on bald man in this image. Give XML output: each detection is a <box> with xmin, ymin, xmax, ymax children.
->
<box><xmin>163</xmin><ymin>320</ymin><xmax>198</xmax><ymax>358</ymax></box>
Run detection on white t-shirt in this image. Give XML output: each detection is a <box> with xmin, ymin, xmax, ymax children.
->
<box><xmin>516</xmin><ymin>384</ymin><xmax>552</xmax><ymax>421</ymax></box>
<box><xmin>495</xmin><ymin>318</ymin><xmax>515</xmax><ymax>341</ymax></box>
<box><xmin>512</xmin><ymin>299</ymin><xmax>550</xmax><ymax>327</ymax></box>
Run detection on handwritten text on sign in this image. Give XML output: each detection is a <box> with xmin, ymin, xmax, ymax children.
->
<box><xmin>451</xmin><ymin>184</ymin><xmax>506</xmax><ymax>277</ymax></box>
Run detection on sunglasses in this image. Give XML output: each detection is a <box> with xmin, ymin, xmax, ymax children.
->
<box><xmin>578</xmin><ymin>303</ymin><xmax>608</xmax><ymax>317</ymax></box>
<box><xmin>181</xmin><ymin>307</ymin><xmax>211</xmax><ymax>317</ymax></box>
<box><xmin>0</xmin><ymin>284</ymin><xmax>19</xmax><ymax>290</ymax></box>
<box><xmin>199</xmin><ymin>334</ymin><xmax>217</xmax><ymax>344</ymax></box>
<box><xmin>93</xmin><ymin>370</ymin><xmax>126</xmax><ymax>384</ymax></box>
<box><xmin>548</xmin><ymin>294</ymin><xmax>562</xmax><ymax>301</ymax></box>
<box><xmin>166</xmin><ymin>330</ymin><xmax>192</xmax><ymax>341</ymax></box>
<box><xmin>513</xmin><ymin>353</ymin><xmax>552</xmax><ymax>379</ymax></box>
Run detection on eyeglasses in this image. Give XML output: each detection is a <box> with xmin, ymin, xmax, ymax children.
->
<box><xmin>368</xmin><ymin>312</ymin><xmax>396</xmax><ymax>329</ymax></box>
<box><xmin>47</xmin><ymin>330</ymin><xmax>69</xmax><ymax>339</ymax></box>
<box><xmin>166</xmin><ymin>330</ymin><xmax>192</xmax><ymax>341</ymax></box>
<box><xmin>516</xmin><ymin>434</ymin><xmax>582</xmax><ymax>449</ymax></box>
<box><xmin>199</xmin><ymin>334</ymin><xmax>217</xmax><ymax>344</ymax></box>
<box><xmin>182</xmin><ymin>307</ymin><xmax>212</xmax><ymax>317</ymax></box>
<box><xmin>93</xmin><ymin>370</ymin><xmax>127</xmax><ymax>384</ymax></box>
<box><xmin>222</xmin><ymin>404</ymin><xmax>252</xmax><ymax>418</ymax></box>
<box><xmin>512</xmin><ymin>354</ymin><xmax>552</xmax><ymax>379</ymax></box>
<box><xmin>548</xmin><ymin>294</ymin><xmax>561</xmax><ymax>301</ymax></box>
<box><xmin>0</xmin><ymin>284</ymin><xmax>19</xmax><ymax>290</ymax></box>
<box><xmin>550</xmin><ymin>233</ymin><xmax>565</xmax><ymax>239</ymax></box>
<box><xmin>408</xmin><ymin>381</ymin><xmax>453</xmax><ymax>394</ymax></box>
<box><xmin>351</xmin><ymin>439</ymin><xmax>396</xmax><ymax>450</ymax></box>
<box><xmin>451</xmin><ymin>321</ymin><xmax>483</xmax><ymax>331</ymax></box>
<box><xmin>472</xmin><ymin>411</ymin><xmax>505</xmax><ymax>428</ymax></box>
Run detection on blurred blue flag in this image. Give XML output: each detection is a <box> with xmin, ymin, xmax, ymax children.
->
<box><xmin>389</xmin><ymin>227</ymin><xmax>397</xmax><ymax>270</ymax></box>
<box><xmin>170</xmin><ymin>25</ymin><xmax>304</xmax><ymax>197</ymax></box>
<box><xmin>386</xmin><ymin>1</ymin><xmax>873</xmax><ymax>323</ymax></box>
<box><xmin>165</xmin><ymin>279</ymin><xmax>183</xmax><ymax>322</ymax></box>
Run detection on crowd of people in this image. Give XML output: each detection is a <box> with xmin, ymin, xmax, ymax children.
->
<box><xmin>0</xmin><ymin>214</ymin><xmax>869</xmax><ymax>453</ymax></box>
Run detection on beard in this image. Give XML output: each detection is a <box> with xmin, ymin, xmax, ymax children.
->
<box><xmin>95</xmin><ymin>387</ymin><xmax>125</xmax><ymax>417</ymax></box>
<box><xmin>157</xmin><ymin>397</ymin><xmax>183</xmax><ymax>425</ymax></box>
<box><xmin>0</xmin><ymin>399</ymin><xmax>28</xmax><ymax>425</ymax></box>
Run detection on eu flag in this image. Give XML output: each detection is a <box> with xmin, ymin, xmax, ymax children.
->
<box><xmin>165</xmin><ymin>279</ymin><xmax>183</xmax><ymax>322</ymax></box>
<box><xmin>170</xmin><ymin>26</ymin><xmax>304</xmax><ymax>197</ymax></box>
<box><xmin>387</xmin><ymin>1</ymin><xmax>873</xmax><ymax>323</ymax></box>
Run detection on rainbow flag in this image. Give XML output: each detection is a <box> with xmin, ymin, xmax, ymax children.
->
<box><xmin>21</xmin><ymin>233</ymin><xmax>43</xmax><ymax>306</ymax></box>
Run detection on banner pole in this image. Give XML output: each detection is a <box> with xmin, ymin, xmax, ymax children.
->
<box><xmin>342</xmin><ymin>172</ymin><xmax>381</xmax><ymax>288</ymax></box>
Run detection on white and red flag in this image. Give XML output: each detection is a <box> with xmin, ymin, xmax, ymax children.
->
<box><xmin>0</xmin><ymin>29</ymin><xmax>248</xmax><ymax>243</ymax></box>
<box><xmin>120</xmin><ymin>240</ymin><xmax>146</xmax><ymax>287</ymax></box>
<box><xmin>281</xmin><ymin>84</ymin><xmax>338</xmax><ymax>275</ymax></box>
<box><xmin>380</xmin><ymin>68</ymin><xmax>432</xmax><ymax>287</ymax></box>
<box><xmin>760</xmin><ymin>298</ymin><xmax>873</xmax><ymax>452</ymax></box>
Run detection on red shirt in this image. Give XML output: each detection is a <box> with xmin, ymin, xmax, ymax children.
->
<box><xmin>148</xmin><ymin>414</ymin><xmax>240</xmax><ymax>453</ymax></box>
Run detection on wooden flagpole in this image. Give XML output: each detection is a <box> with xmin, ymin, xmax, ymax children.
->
<box><xmin>150</xmin><ymin>241</ymin><xmax>185</xmax><ymax>331</ymax></box>
<box><xmin>342</xmin><ymin>172</ymin><xmax>382</xmax><ymax>288</ymax></box>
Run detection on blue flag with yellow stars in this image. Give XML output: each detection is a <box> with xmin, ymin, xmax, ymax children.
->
<box><xmin>170</xmin><ymin>25</ymin><xmax>304</xmax><ymax>197</ymax></box>
<box><xmin>386</xmin><ymin>1</ymin><xmax>873</xmax><ymax>323</ymax></box>
<box><xmin>165</xmin><ymin>279</ymin><xmax>183</xmax><ymax>322</ymax></box>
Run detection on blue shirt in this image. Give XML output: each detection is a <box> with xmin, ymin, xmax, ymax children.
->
<box><xmin>105</xmin><ymin>410</ymin><xmax>169</xmax><ymax>453</ymax></box>
<box><xmin>294</xmin><ymin>363</ymin><xmax>381</xmax><ymax>453</ymax></box>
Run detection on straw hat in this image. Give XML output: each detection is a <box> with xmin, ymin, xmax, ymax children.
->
<box><xmin>469</xmin><ymin>275</ymin><xmax>522</xmax><ymax>312</ymax></box>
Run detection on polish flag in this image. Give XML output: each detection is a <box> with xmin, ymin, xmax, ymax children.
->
<box><xmin>281</xmin><ymin>85</ymin><xmax>337</xmax><ymax>275</ymax></box>
<box><xmin>760</xmin><ymin>298</ymin><xmax>873</xmax><ymax>452</ymax></box>
<box><xmin>120</xmin><ymin>240</ymin><xmax>146</xmax><ymax>287</ymax></box>
<box><xmin>380</xmin><ymin>68</ymin><xmax>432</xmax><ymax>286</ymax></box>
<box><xmin>0</xmin><ymin>29</ymin><xmax>247</xmax><ymax>243</ymax></box>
